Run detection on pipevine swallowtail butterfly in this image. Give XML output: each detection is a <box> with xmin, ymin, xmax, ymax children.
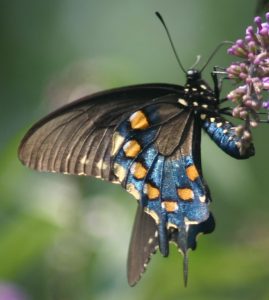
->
<box><xmin>18</xmin><ymin>13</ymin><xmax>255</xmax><ymax>286</ymax></box>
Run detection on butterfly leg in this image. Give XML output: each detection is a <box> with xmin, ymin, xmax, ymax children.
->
<box><xmin>211</xmin><ymin>66</ymin><xmax>228</xmax><ymax>101</ymax></box>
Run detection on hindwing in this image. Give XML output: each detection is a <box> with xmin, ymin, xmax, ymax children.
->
<box><xmin>112</xmin><ymin>99</ymin><xmax>213</xmax><ymax>284</ymax></box>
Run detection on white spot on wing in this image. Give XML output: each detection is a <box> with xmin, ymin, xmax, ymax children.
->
<box><xmin>126</xmin><ymin>183</ymin><xmax>141</xmax><ymax>200</ymax></box>
<box><xmin>113</xmin><ymin>163</ymin><xmax>126</xmax><ymax>182</ymax></box>
<box><xmin>148</xmin><ymin>237</ymin><xmax>154</xmax><ymax>245</ymax></box>
<box><xmin>167</xmin><ymin>222</ymin><xmax>177</xmax><ymax>229</ymax></box>
<box><xmin>78</xmin><ymin>172</ymin><xmax>86</xmax><ymax>176</ymax></box>
<box><xmin>184</xmin><ymin>217</ymin><xmax>199</xmax><ymax>225</ymax></box>
<box><xmin>178</xmin><ymin>98</ymin><xmax>188</xmax><ymax>106</ymax></box>
<box><xmin>96</xmin><ymin>159</ymin><xmax>107</xmax><ymax>170</ymax></box>
<box><xmin>199</xmin><ymin>195</ymin><xmax>206</xmax><ymax>203</ymax></box>
<box><xmin>66</xmin><ymin>153</ymin><xmax>71</xmax><ymax>162</ymax></box>
<box><xmin>80</xmin><ymin>155</ymin><xmax>88</xmax><ymax>165</ymax></box>
<box><xmin>111</xmin><ymin>132</ymin><xmax>125</xmax><ymax>156</ymax></box>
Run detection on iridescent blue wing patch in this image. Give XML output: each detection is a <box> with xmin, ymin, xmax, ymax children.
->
<box><xmin>112</xmin><ymin>100</ymin><xmax>213</xmax><ymax>285</ymax></box>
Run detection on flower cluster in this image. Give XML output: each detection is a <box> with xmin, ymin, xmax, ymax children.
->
<box><xmin>226</xmin><ymin>13</ymin><xmax>269</xmax><ymax>149</ymax></box>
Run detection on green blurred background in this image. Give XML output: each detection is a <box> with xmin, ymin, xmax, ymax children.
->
<box><xmin>1</xmin><ymin>0</ymin><xmax>269</xmax><ymax>299</ymax></box>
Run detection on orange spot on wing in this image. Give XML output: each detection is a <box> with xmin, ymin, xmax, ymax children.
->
<box><xmin>129</xmin><ymin>111</ymin><xmax>149</xmax><ymax>130</ymax></box>
<box><xmin>186</xmin><ymin>165</ymin><xmax>199</xmax><ymax>181</ymax></box>
<box><xmin>144</xmin><ymin>183</ymin><xmax>160</xmax><ymax>199</ymax></box>
<box><xmin>123</xmin><ymin>140</ymin><xmax>141</xmax><ymax>157</ymax></box>
<box><xmin>163</xmin><ymin>201</ymin><xmax>178</xmax><ymax>212</ymax></box>
<box><xmin>177</xmin><ymin>188</ymin><xmax>194</xmax><ymax>201</ymax></box>
<box><xmin>131</xmin><ymin>162</ymin><xmax>147</xmax><ymax>179</ymax></box>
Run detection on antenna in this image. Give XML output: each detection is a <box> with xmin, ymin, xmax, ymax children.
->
<box><xmin>155</xmin><ymin>12</ymin><xmax>187</xmax><ymax>74</ymax></box>
<box><xmin>200</xmin><ymin>41</ymin><xmax>233</xmax><ymax>72</ymax></box>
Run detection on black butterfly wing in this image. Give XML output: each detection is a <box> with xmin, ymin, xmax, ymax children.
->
<box><xmin>127</xmin><ymin>205</ymin><xmax>215</xmax><ymax>287</ymax></box>
<box><xmin>18</xmin><ymin>83</ymin><xmax>182</xmax><ymax>180</ymax></box>
<box><xmin>185</xmin><ymin>212</ymin><xmax>215</xmax><ymax>250</ymax></box>
<box><xmin>127</xmin><ymin>204</ymin><xmax>158</xmax><ymax>286</ymax></box>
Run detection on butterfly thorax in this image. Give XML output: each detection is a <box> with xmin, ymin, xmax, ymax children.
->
<box><xmin>178</xmin><ymin>69</ymin><xmax>218</xmax><ymax>115</ymax></box>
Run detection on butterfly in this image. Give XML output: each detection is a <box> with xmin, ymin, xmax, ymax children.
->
<box><xmin>18</xmin><ymin>14</ymin><xmax>255</xmax><ymax>286</ymax></box>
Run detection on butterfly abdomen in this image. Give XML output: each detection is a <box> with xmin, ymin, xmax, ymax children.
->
<box><xmin>202</xmin><ymin>116</ymin><xmax>255</xmax><ymax>159</ymax></box>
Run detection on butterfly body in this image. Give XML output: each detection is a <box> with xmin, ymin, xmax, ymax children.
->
<box><xmin>18</xmin><ymin>69</ymin><xmax>254</xmax><ymax>286</ymax></box>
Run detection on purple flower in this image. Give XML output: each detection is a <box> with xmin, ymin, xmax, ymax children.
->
<box><xmin>226</xmin><ymin>12</ymin><xmax>269</xmax><ymax>144</ymax></box>
<box><xmin>262</xmin><ymin>77</ymin><xmax>269</xmax><ymax>89</ymax></box>
<box><xmin>0</xmin><ymin>283</ymin><xmax>29</xmax><ymax>300</ymax></box>
<box><xmin>263</xmin><ymin>101</ymin><xmax>269</xmax><ymax>109</ymax></box>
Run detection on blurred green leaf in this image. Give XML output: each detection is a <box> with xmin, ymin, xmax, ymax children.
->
<box><xmin>0</xmin><ymin>215</ymin><xmax>58</xmax><ymax>279</ymax></box>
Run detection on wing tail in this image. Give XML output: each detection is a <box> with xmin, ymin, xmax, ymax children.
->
<box><xmin>127</xmin><ymin>205</ymin><xmax>159</xmax><ymax>286</ymax></box>
<box><xmin>169</xmin><ymin>213</ymin><xmax>215</xmax><ymax>286</ymax></box>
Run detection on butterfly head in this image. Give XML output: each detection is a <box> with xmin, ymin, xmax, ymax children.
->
<box><xmin>186</xmin><ymin>69</ymin><xmax>201</xmax><ymax>82</ymax></box>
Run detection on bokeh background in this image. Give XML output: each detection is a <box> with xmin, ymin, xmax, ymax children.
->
<box><xmin>1</xmin><ymin>0</ymin><xmax>269</xmax><ymax>299</ymax></box>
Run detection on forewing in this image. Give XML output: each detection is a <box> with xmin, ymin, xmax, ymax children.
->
<box><xmin>18</xmin><ymin>83</ymin><xmax>182</xmax><ymax>181</ymax></box>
